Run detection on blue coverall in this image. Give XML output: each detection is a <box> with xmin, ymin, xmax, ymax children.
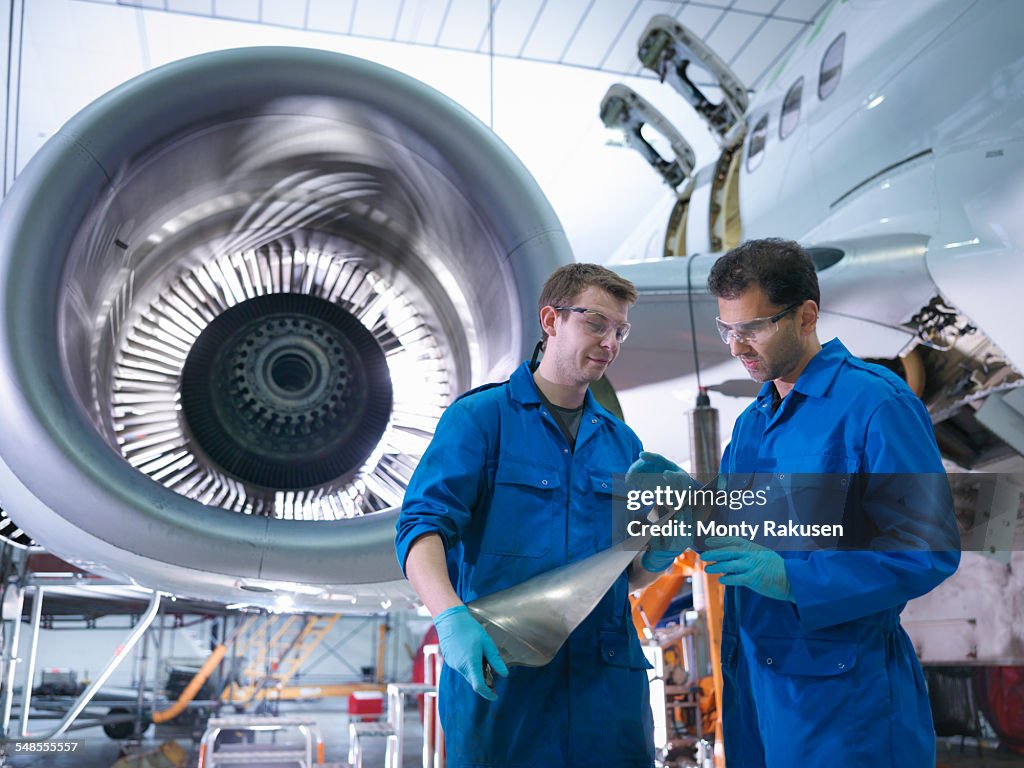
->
<box><xmin>718</xmin><ymin>339</ymin><xmax>960</xmax><ymax>767</ymax></box>
<box><xmin>396</xmin><ymin>362</ymin><xmax>655</xmax><ymax>768</ymax></box>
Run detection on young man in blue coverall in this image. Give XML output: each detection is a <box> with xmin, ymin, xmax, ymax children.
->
<box><xmin>395</xmin><ymin>264</ymin><xmax>670</xmax><ymax>768</ymax></box>
<box><xmin>633</xmin><ymin>238</ymin><xmax>961</xmax><ymax>767</ymax></box>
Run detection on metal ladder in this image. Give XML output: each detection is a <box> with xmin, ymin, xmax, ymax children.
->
<box><xmin>222</xmin><ymin>614</ymin><xmax>341</xmax><ymax>707</ymax></box>
<box><xmin>198</xmin><ymin>714</ymin><xmax>324</xmax><ymax>767</ymax></box>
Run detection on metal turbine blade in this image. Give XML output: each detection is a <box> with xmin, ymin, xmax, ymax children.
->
<box><xmin>467</xmin><ymin>471</ymin><xmax>707</xmax><ymax>667</ymax></box>
<box><xmin>467</xmin><ymin>541</ymin><xmax>642</xmax><ymax>667</ymax></box>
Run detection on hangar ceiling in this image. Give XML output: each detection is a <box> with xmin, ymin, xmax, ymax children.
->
<box><xmin>93</xmin><ymin>0</ymin><xmax>831</xmax><ymax>88</ymax></box>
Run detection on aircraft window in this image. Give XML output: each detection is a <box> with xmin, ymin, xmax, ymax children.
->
<box><xmin>747</xmin><ymin>114</ymin><xmax>768</xmax><ymax>172</ymax></box>
<box><xmin>818</xmin><ymin>33</ymin><xmax>845</xmax><ymax>100</ymax></box>
<box><xmin>780</xmin><ymin>78</ymin><xmax>803</xmax><ymax>140</ymax></box>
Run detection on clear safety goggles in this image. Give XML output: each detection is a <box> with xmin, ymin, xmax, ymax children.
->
<box><xmin>715</xmin><ymin>303</ymin><xmax>800</xmax><ymax>345</ymax></box>
<box><xmin>553</xmin><ymin>306</ymin><xmax>631</xmax><ymax>343</ymax></box>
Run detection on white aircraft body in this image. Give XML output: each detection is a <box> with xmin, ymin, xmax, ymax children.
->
<box><xmin>605</xmin><ymin>0</ymin><xmax>1024</xmax><ymax>665</ymax></box>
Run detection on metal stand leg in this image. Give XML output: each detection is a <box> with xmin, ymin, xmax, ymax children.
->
<box><xmin>0</xmin><ymin>585</ymin><xmax>23</xmax><ymax>738</ymax></box>
<box><xmin>347</xmin><ymin>720</ymin><xmax>362</xmax><ymax>768</ymax></box>
<box><xmin>31</xmin><ymin>590</ymin><xmax>161</xmax><ymax>739</ymax></box>
<box><xmin>17</xmin><ymin>586</ymin><xmax>43</xmax><ymax>737</ymax></box>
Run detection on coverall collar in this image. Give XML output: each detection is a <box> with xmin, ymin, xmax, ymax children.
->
<box><xmin>509</xmin><ymin>361</ymin><xmax>613</xmax><ymax>422</ymax></box>
<box><xmin>754</xmin><ymin>338</ymin><xmax>847</xmax><ymax>408</ymax></box>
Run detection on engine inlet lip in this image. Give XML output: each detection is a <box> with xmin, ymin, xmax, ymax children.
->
<box><xmin>0</xmin><ymin>45</ymin><xmax>563</xmax><ymax>587</ymax></box>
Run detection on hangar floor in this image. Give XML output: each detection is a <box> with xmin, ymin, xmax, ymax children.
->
<box><xmin>4</xmin><ymin>700</ymin><xmax>425</xmax><ymax>767</ymax></box>
<box><xmin>5</xmin><ymin>696</ymin><xmax>1024</xmax><ymax>768</ymax></box>
<box><xmin>5</xmin><ymin>716</ymin><xmax>1024</xmax><ymax>768</ymax></box>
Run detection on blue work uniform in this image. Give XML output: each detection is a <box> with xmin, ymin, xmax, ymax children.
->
<box><xmin>718</xmin><ymin>339</ymin><xmax>960</xmax><ymax>768</ymax></box>
<box><xmin>396</xmin><ymin>362</ymin><xmax>655</xmax><ymax>768</ymax></box>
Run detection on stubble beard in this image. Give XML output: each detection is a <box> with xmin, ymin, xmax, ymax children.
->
<box><xmin>747</xmin><ymin>328</ymin><xmax>803</xmax><ymax>383</ymax></box>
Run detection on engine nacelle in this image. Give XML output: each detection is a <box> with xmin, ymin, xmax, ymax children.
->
<box><xmin>0</xmin><ymin>48</ymin><xmax>571</xmax><ymax>610</ymax></box>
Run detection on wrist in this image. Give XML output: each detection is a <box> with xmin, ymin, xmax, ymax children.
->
<box><xmin>434</xmin><ymin>604</ymin><xmax>468</xmax><ymax>624</ymax></box>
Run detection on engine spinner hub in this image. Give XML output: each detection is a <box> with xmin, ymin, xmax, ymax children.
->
<box><xmin>180</xmin><ymin>292</ymin><xmax>392</xmax><ymax>490</ymax></box>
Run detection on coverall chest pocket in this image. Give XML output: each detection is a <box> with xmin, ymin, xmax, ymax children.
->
<box><xmin>481</xmin><ymin>460</ymin><xmax>560</xmax><ymax>557</ymax></box>
<box><xmin>755</xmin><ymin>636</ymin><xmax>858</xmax><ymax>677</ymax></box>
<box><xmin>776</xmin><ymin>472</ymin><xmax>853</xmax><ymax>548</ymax></box>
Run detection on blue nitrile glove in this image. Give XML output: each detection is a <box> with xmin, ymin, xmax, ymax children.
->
<box><xmin>702</xmin><ymin>536</ymin><xmax>794</xmax><ymax>602</ymax></box>
<box><xmin>434</xmin><ymin>605</ymin><xmax>509</xmax><ymax>701</ymax></box>
<box><xmin>641</xmin><ymin>502</ymin><xmax>694</xmax><ymax>572</ymax></box>
<box><xmin>626</xmin><ymin>451</ymin><xmax>682</xmax><ymax>486</ymax></box>
<box><xmin>627</xmin><ymin>452</ymin><xmax>696</xmax><ymax>572</ymax></box>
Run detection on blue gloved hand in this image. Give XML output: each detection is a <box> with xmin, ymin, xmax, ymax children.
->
<box><xmin>702</xmin><ymin>537</ymin><xmax>794</xmax><ymax>602</ymax></box>
<box><xmin>626</xmin><ymin>451</ymin><xmax>682</xmax><ymax>485</ymax></box>
<box><xmin>434</xmin><ymin>605</ymin><xmax>509</xmax><ymax>701</ymax></box>
<box><xmin>628</xmin><ymin>452</ymin><xmax>697</xmax><ymax>572</ymax></box>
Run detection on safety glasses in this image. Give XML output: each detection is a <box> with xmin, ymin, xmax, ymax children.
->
<box><xmin>715</xmin><ymin>303</ymin><xmax>800</xmax><ymax>345</ymax></box>
<box><xmin>553</xmin><ymin>306</ymin><xmax>631</xmax><ymax>343</ymax></box>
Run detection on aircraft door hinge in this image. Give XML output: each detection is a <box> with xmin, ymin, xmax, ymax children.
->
<box><xmin>600</xmin><ymin>83</ymin><xmax>695</xmax><ymax>192</ymax></box>
<box><xmin>638</xmin><ymin>15</ymin><xmax>749</xmax><ymax>145</ymax></box>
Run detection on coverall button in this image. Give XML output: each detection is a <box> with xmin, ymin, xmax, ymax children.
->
<box><xmin>591</xmin><ymin>419</ymin><xmax>597</xmax><ymax>424</ymax></box>
<box><xmin>563</xmin><ymin>449</ymin><xmax>568</xmax><ymax>454</ymax></box>
<box><xmin>766</xmin><ymin>657</ymin><xmax>773</xmax><ymax>665</ymax></box>
<box><xmin>541</xmin><ymin>479</ymin><xmax>548</xmax><ymax>486</ymax></box>
<box><xmin>838</xmin><ymin>662</ymin><xmax>846</xmax><ymax>670</ymax></box>
<box><xmin>608</xmin><ymin>650</ymin><xmax>615</xmax><ymax>657</ymax></box>
<box><xmin>601</xmin><ymin>482</ymin><xmax>608</xmax><ymax>489</ymax></box>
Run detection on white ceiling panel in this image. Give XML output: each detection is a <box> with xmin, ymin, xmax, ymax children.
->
<box><xmin>776</xmin><ymin>0</ymin><xmax>831</xmax><ymax>21</ymax></box>
<box><xmin>520</xmin><ymin>0</ymin><xmax>590</xmax><ymax>62</ymax></box>
<box><xmin>729</xmin><ymin>16</ymin><xmax>804</xmax><ymax>87</ymax></box>
<box><xmin>120</xmin><ymin>0</ymin><xmax>166</xmax><ymax>9</ymax></box>
<box><xmin>730</xmin><ymin>0</ymin><xmax>782</xmax><ymax>14</ymax></box>
<box><xmin>676</xmin><ymin>3</ymin><xmax>726</xmax><ymax>40</ymax></box>
<box><xmin>489</xmin><ymin>0</ymin><xmax>547</xmax><ymax>56</ymax></box>
<box><xmin>169</xmin><ymin>0</ymin><xmax>213</xmax><ymax>13</ymax></box>
<box><xmin>560</xmin><ymin>0</ymin><xmax>629</xmax><ymax>67</ymax></box>
<box><xmin>352</xmin><ymin>0</ymin><xmax>402</xmax><ymax>39</ymax></box>
<box><xmin>212</xmin><ymin>0</ymin><xmax>259</xmax><ymax>23</ymax></box>
<box><xmin>306</xmin><ymin>0</ymin><xmax>352</xmax><ymax>35</ymax></box>
<box><xmin>687</xmin><ymin>0</ymin><xmax>734</xmax><ymax>8</ymax></box>
<box><xmin>706</xmin><ymin>9</ymin><xmax>763</xmax><ymax>64</ymax></box>
<box><xmin>394</xmin><ymin>0</ymin><xmax>449</xmax><ymax>44</ymax></box>
<box><xmin>260</xmin><ymin>0</ymin><xmax>307</xmax><ymax>29</ymax></box>
<box><xmin>436</xmin><ymin>0</ymin><xmax>490</xmax><ymax>50</ymax></box>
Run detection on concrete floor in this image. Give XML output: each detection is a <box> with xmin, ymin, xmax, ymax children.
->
<box><xmin>5</xmin><ymin>711</ymin><xmax>1024</xmax><ymax>767</ymax></box>
<box><xmin>2</xmin><ymin>700</ymin><xmax>427</xmax><ymax>767</ymax></box>
<box><xmin>937</xmin><ymin>740</ymin><xmax>1024</xmax><ymax>768</ymax></box>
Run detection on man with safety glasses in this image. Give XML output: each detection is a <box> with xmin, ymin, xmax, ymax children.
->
<box><xmin>631</xmin><ymin>238</ymin><xmax>959</xmax><ymax>767</ymax></box>
<box><xmin>396</xmin><ymin>263</ymin><xmax>658</xmax><ymax>767</ymax></box>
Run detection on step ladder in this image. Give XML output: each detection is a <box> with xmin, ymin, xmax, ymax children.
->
<box><xmin>198</xmin><ymin>714</ymin><xmax>324</xmax><ymax>768</ymax></box>
<box><xmin>222</xmin><ymin>614</ymin><xmax>341</xmax><ymax>707</ymax></box>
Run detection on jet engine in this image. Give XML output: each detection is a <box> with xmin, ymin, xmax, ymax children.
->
<box><xmin>0</xmin><ymin>47</ymin><xmax>571</xmax><ymax>610</ymax></box>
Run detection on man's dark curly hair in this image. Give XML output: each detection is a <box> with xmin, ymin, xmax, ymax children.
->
<box><xmin>707</xmin><ymin>238</ymin><xmax>820</xmax><ymax>309</ymax></box>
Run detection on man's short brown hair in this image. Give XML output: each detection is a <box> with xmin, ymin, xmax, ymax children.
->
<box><xmin>537</xmin><ymin>263</ymin><xmax>638</xmax><ymax>343</ymax></box>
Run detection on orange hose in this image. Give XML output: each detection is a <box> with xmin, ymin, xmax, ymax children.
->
<box><xmin>151</xmin><ymin>644</ymin><xmax>228</xmax><ymax>724</ymax></box>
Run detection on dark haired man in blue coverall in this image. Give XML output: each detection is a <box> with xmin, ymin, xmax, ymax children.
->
<box><xmin>396</xmin><ymin>263</ymin><xmax>669</xmax><ymax>767</ymax></box>
<box><xmin>634</xmin><ymin>238</ymin><xmax>960</xmax><ymax>767</ymax></box>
